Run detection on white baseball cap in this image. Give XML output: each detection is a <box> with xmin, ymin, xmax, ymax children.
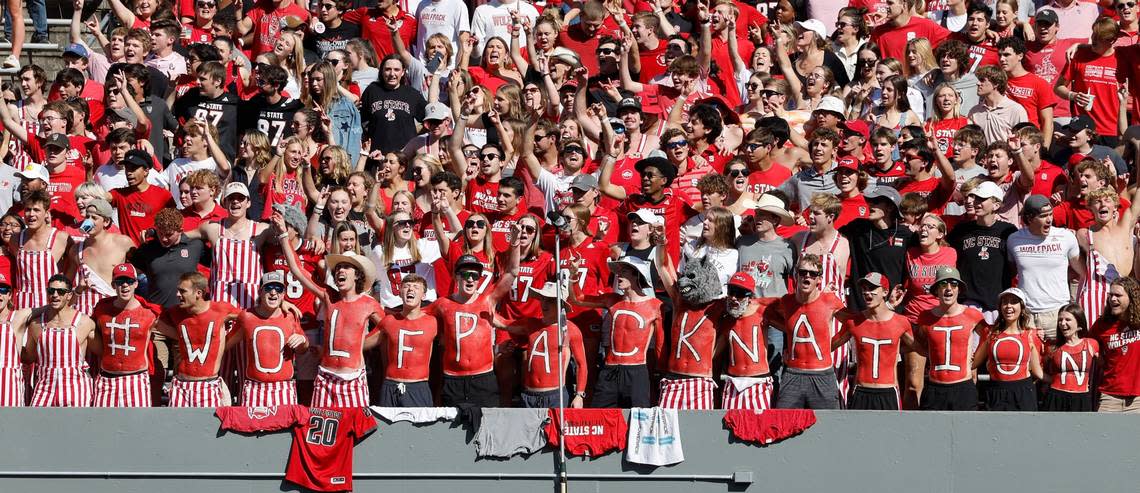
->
<box><xmin>15</xmin><ymin>162</ymin><xmax>49</xmax><ymax>183</ymax></box>
<box><xmin>815</xmin><ymin>96</ymin><xmax>846</xmax><ymax>117</ymax></box>
<box><xmin>794</xmin><ymin>19</ymin><xmax>828</xmax><ymax>39</ymax></box>
<box><xmin>222</xmin><ymin>181</ymin><xmax>249</xmax><ymax>198</ymax></box>
<box><xmin>969</xmin><ymin>181</ymin><xmax>1004</xmax><ymax>201</ymax></box>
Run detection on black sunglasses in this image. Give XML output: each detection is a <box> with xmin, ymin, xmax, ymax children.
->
<box><xmin>520</xmin><ymin>225</ymin><xmax>537</xmax><ymax>233</ymax></box>
<box><xmin>727</xmin><ymin>287</ymin><xmax>753</xmax><ymax>298</ymax></box>
<box><xmin>112</xmin><ymin>278</ymin><xmax>137</xmax><ymax>287</ymax></box>
<box><xmin>457</xmin><ymin>270</ymin><xmax>481</xmax><ymax>280</ymax></box>
<box><xmin>0</xmin><ymin>286</ymin><xmax>10</xmax><ymax>295</ymax></box>
<box><xmin>727</xmin><ymin>169</ymin><xmax>750</xmax><ymax>178</ymax></box>
<box><xmin>262</xmin><ymin>283</ymin><xmax>286</xmax><ymax>293</ymax></box>
<box><xmin>394</xmin><ymin>219</ymin><xmax>415</xmax><ymax>229</ymax></box>
<box><xmin>465</xmin><ymin>219</ymin><xmax>487</xmax><ymax>229</ymax></box>
<box><xmin>47</xmin><ymin>287</ymin><xmax>72</xmax><ymax>296</ymax></box>
<box><xmin>479</xmin><ymin>153</ymin><xmax>500</xmax><ymax>161</ymax></box>
<box><xmin>797</xmin><ymin>269</ymin><xmax>822</xmax><ymax>279</ymax></box>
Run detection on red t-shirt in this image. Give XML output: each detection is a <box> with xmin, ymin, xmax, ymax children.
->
<box><xmin>464</xmin><ymin>177</ymin><xmax>500</xmax><ymax>215</ymax></box>
<box><xmin>557</xmin><ymin>24</ymin><xmax>616</xmax><ymax>74</ymax></box>
<box><xmin>545</xmin><ymin>408</ymin><xmax>628</xmax><ymax>456</ymax></box>
<box><xmin>637</xmin><ymin>41</ymin><xmax>669</xmax><ymax>83</ymax></box>
<box><xmin>616</xmin><ymin>192</ymin><xmax>687</xmax><ymax>264</ymax></box>
<box><xmin>834</xmin><ymin>195</ymin><xmax>869</xmax><ymax>229</ymax></box>
<box><xmin>840</xmin><ymin>313</ymin><xmax>911</xmax><ymax>386</ymax></box>
<box><xmin>1006</xmin><ymin>72</ymin><xmax>1058</xmax><ymax>126</ymax></box>
<box><xmin>949</xmin><ymin>32</ymin><xmax>998</xmax><ymax>73</ymax></box>
<box><xmin>500</xmin><ymin>250</ymin><xmax>554</xmax><ymax>325</ymax></box>
<box><xmin>243</xmin><ymin>2</ymin><xmax>311</xmax><ymax>57</ymax></box>
<box><xmin>902</xmin><ymin>246</ymin><xmax>958</xmax><ymax>323</ymax></box>
<box><xmin>1049</xmin><ymin>338</ymin><xmax>1099</xmax><ymax>393</ymax></box>
<box><xmin>870</xmin><ymin>16</ymin><xmax>950</xmax><ymax>62</ymax></box>
<box><xmin>180</xmin><ymin>203</ymin><xmax>228</xmax><ymax>232</ymax></box>
<box><xmin>925</xmin><ymin>117</ymin><xmax>968</xmax><ymax>157</ymax></box>
<box><xmin>343</xmin><ymin>8</ymin><xmax>417</xmax><ymax>60</ymax></box>
<box><xmin>1028</xmin><ymin>161</ymin><xmax>1068</xmax><ymax>198</ymax></box>
<box><xmin>109</xmin><ymin>186</ymin><xmax>176</xmax><ymax>246</ymax></box>
<box><xmin>747</xmin><ymin>163</ymin><xmax>792</xmax><ymax>196</ymax></box>
<box><xmin>1093</xmin><ymin>318</ymin><xmax>1140</xmax><ymax>396</ymax></box>
<box><xmin>285</xmin><ymin>407</ymin><xmax>376</xmax><ymax>492</ymax></box>
<box><xmin>1063</xmin><ymin>46</ymin><xmax>1121</xmax><ymax>136</ymax></box>
<box><xmin>914</xmin><ymin>308</ymin><xmax>985</xmax><ymax>384</ymax></box>
<box><xmin>1027</xmin><ymin>38</ymin><xmax>1082</xmax><ymax>119</ymax></box>
<box><xmin>263</xmin><ymin>243</ymin><xmax>322</xmax><ymax>330</ymax></box>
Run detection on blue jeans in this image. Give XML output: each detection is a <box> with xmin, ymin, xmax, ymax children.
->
<box><xmin>3</xmin><ymin>0</ymin><xmax>47</xmax><ymax>39</ymax></box>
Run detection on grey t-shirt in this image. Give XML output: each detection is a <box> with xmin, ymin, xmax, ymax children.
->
<box><xmin>735</xmin><ymin>235</ymin><xmax>798</xmax><ymax>298</ymax></box>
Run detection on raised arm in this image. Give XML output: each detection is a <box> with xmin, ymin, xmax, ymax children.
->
<box><xmin>573</xmin><ymin>67</ymin><xmax>604</xmax><ymax>142</ymax></box>
<box><xmin>652</xmin><ymin>225</ymin><xmax>678</xmax><ymax>302</ymax></box>
<box><xmin>508</xmin><ymin>13</ymin><xmax>530</xmax><ymax>74</ymax></box>
<box><xmin>1008</xmin><ymin>134</ymin><xmax>1035</xmax><ymax>193</ymax></box>
<box><xmin>107</xmin><ymin>0</ymin><xmax>138</xmax><ymax>30</ymax></box>
<box><xmin>695</xmin><ymin>0</ymin><xmax>712</xmax><ymax>75</ymax></box>
<box><xmin>387</xmin><ymin>17</ymin><xmax>414</xmax><ymax>68</ymax></box>
<box><xmin>596</xmin><ymin>121</ymin><xmax>628</xmax><ymax>201</ymax></box>
<box><xmin>488</xmin><ymin>224</ymin><xmax>523</xmax><ymax>305</ymax></box>
<box><xmin>618</xmin><ymin>40</ymin><xmax>647</xmax><ymax>94</ymax></box>
<box><xmin>772</xmin><ymin>27</ymin><xmax>805</xmax><ymax>109</ymax></box>
<box><xmin>0</xmin><ymin>96</ymin><xmax>28</xmax><ymax>144</ymax></box>
<box><xmin>70</xmin><ymin>0</ymin><xmax>85</xmax><ymax>45</ymax></box>
<box><xmin>269</xmin><ymin>211</ymin><xmax>331</xmax><ymax>304</ymax></box>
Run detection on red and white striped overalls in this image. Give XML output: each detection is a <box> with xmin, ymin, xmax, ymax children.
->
<box><xmin>7</xmin><ymin>102</ymin><xmax>39</xmax><ymax>171</ymax></box>
<box><xmin>15</xmin><ymin>228</ymin><xmax>60</xmax><ymax>310</ymax></box>
<box><xmin>0</xmin><ymin>312</ymin><xmax>24</xmax><ymax>406</ymax></box>
<box><xmin>30</xmin><ymin>311</ymin><xmax>92</xmax><ymax>407</ymax></box>
<box><xmin>210</xmin><ymin>222</ymin><xmax>263</xmax><ymax>309</ymax></box>
<box><xmin>1078</xmin><ymin>230</ymin><xmax>1113</xmax><ymax>329</ymax></box>
<box><xmin>799</xmin><ymin>233</ymin><xmax>849</xmax><ymax>406</ymax></box>
<box><xmin>73</xmin><ymin>239</ymin><xmax>113</xmax><ymax>316</ymax></box>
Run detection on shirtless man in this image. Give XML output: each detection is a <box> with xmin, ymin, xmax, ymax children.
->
<box><xmin>274</xmin><ymin>210</ymin><xmax>385</xmax><ymax>408</ymax></box>
<box><xmin>568</xmin><ymin>256</ymin><xmax>664</xmax><ymax>408</ymax></box>
<box><xmin>832</xmin><ymin>273</ymin><xmax>914</xmax><ymax>410</ymax></box>
<box><xmin>24</xmin><ymin>274</ymin><xmax>98</xmax><ymax>407</ymax></box>
<box><xmin>372</xmin><ymin>274</ymin><xmax>438</xmax><ymax>408</ymax></box>
<box><xmin>506</xmin><ymin>282</ymin><xmax>589</xmax><ymax>409</ymax></box>
<box><xmin>13</xmin><ymin>190</ymin><xmax>71</xmax><ymax>310</ymax></box>
<box><xmin>0</xmin><ymin>274</ymin><xmax>34</xmax><ymax>406</ymax></box>
<box><xmin>716</xmin><ymin>272</ymin><xmax>777</xmax><ymax>410</ymax></box>
<box><xmin>431</xmin><ymin>231</ymin><xmax>520</xmax><ymax>408</ymax></box>
<box><xmin>90</xmin><ymin>264</ymin><xmax>158</xmax><ymax>407</ymax></box>
<box><xmin>1077</xmin><ymin>185</ymin><xmax>1140</xmax><ymax>327</ymax></box>
<box><xmin>69</xmin><ymin>198</ymin><xmax>134</xmax><ymax>315</ymax></box>
<box><xmin>230</xmin><ymin>271</ymin><xmax>308</xmax><ymax>407</ymax></box>
<box><xmin>909</xmin><ymin>267</ymin><xmax>987</xmax><ymax>410</ymax></box>
<box><xmin>154</xmin><ymin>272</ymin><xmax>241</xmax><ymax>407</ymax></box>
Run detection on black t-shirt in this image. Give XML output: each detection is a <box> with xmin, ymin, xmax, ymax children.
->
<box><xmin>946</xmin><ymin>219</ymin><xmax>1018</xmax><ymax>310</ymax></box>
<box><xmin>306</xmin><ymin>20</ymin><xmax>361</xmax><ymax>58</ymax></box>
<box><xmin>173</xmin><ymin>88</ymin><xmax>240</xmax><ymax>159</ymax></box>
<box><xmin>840</xmin><ymin>219</ymin><xmax>914</xmax><ymax>310</ymax></box>
<box><xmin>130</xmin><ymin>235</ymin><xmax>209</xmax><ymax>308</ymax></box>
<box><xmin>240</xmin><ymin>94</ymin><xmax>304</xmax><ymax>148</ymax></box>
<box><xmin>360</xmin><ymin>82</ymin><xmax>426</xmax><ymax>153</ymax></box>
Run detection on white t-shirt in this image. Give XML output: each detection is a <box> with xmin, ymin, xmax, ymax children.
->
<box><xmin>369</xmin><ymin>239</ymin><xmax>441</xmax><ymax>308</ymax></box>
<box><xmin>470</xmin><ymin>0</ymin><xmax>538</xmax><ymax>57</ymax></box>
<box><xmin>534</xmin><ymin>168</ymin><xmax>576</xmax><ymax>213</ymax></box>
<box><xmin>1007</xmin><ymin>227</ymin><xmax>1079</xmax><ymax>312</ymax></box>
<box><xmin>156</xmin><ymin>156</ymin><xmax>217</xmax><ymax>207</ymax></box>
<box><xmin>93</xmin><ymin>163</ymin><xmax>165</xmax><ymax>191</ymax></box>
<box><xmin>413</xmin><ymin>0</ymin><xmax>470</xmax><ymax>64</ymax></box>
<box><xmin>679</xmin><ymin>241</ymin><xmax>739</xmax><ymax>298</ymax></box>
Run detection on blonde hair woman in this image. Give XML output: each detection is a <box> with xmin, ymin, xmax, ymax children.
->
<box><xmin>901</xmin><ymin>213</ymin><xmax>958</xmax><ymax>323</ymax></box>
<box><xmin>369</xmin><ymin>210</ymin><xmax>439</xmax><ymax>308</ymax></box>
<box><xmin>904</xmin><ymin>39</ymin><xmax>937</xmax><ymax>82</ymax></box>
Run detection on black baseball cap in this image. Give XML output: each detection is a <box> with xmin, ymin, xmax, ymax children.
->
<box><xmin>122</xmin><ymin>149</ymin><xmax>151</xmax><ymax>169</ymax></box>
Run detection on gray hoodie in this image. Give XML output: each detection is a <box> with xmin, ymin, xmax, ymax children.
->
<box><xmin>916</xmin><ymin>72</ymin><xmax>980</xmax><ymax>118</ymax></box>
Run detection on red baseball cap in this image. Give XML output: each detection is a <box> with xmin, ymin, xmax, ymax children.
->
<box><xmin>0</xmin><ymin>273</ymin><xmax>10</xmax><ymax>287</ymax></box>
<box><xmin>840</xmin><ymin>120</ymin><xmax>870</xmax><ymax>140</ymax></box>
<box><xmin>112</xmin><ymin>263</ymin><xmax>138</xmax><ymax>280</ymax></box>
<box><xmin>728</xmin><ymin>271</ymin><xmax>755</xmax><ymax>292</ymax></box>
<box><xmin>836</xmin><ymin>156</ymin><xmax>860</xmax><ymax>171</ymax></box>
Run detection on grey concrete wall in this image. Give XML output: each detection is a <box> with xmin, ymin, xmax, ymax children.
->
<box><xmin>0</xmin><ymin>409</ymin><xmax>1137</xmax><ymax>493</ymax></box>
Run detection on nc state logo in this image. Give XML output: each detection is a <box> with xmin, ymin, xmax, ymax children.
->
<box><xmin>858</xmin><ymin>206</ymin><xmax>867</xmax><ymax>216</ymax></box>
<box><xmin>621</xmin><ymin>170</ymin><xmax>634</xmax><ymax>180</ymax></box>
<box><xmin>247</xmin><ymin>406</ymin><xmax>279</xmax><ymax>419</ymax></box>
<box><xmin>978</xmin><ymin>247</ymin><xmax>989</xmax><ymax>260</ymax></box>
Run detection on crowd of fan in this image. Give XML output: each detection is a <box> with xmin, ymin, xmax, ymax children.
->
<box><xmin>0</xmin><ymin>0</ymin><xmax>1137</xmax><ymax>412</ymax></box>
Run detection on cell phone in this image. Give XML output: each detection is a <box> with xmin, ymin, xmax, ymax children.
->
<box><xmin>426</xmin><ymin>53</ymin><xmax>443</xmax><ymax>74</ymax></box>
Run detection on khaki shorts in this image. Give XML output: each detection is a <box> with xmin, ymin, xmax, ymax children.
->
<box><xmin>1030</xmin><ymin>309</ymin><xmax>1059</xmax><ymax>342</ymax></box>
<box><xmin>1098</xmin><ymin>393</ymin><xmax>1140</xmax><ymax>413</ymax></box>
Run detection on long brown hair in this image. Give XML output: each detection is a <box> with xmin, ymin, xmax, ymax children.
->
<box><xmin>1107</xmin><ymin>277</ymin><xmax>1140</xmax><ymax>328</ymax></box>
<box><xmin>993</xmin><ymin>292</ymin><xmax>1034</xmax><ymax>334</ymax></box>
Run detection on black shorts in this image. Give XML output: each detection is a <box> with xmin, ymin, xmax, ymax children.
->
<box><xmin>775</xmin><ymin>367</ymin><xmax>839</xmax><ymax>410</ymax></box>
<box><xmin>848</xmin><ymin>386</ymin><xmax>899</xmax><ymax>411</ymax></box>
<box><xmin>983</xmin><ymin>378</ymin><xmax>1037</xmax><ymax>411</ymax></box>
<box><xmin>378</xmin><ymin>380</ymin><xmax>433</xmax><ymax>408</ymax></box>
<box><xmin>441</xmin><ymin>372</ymin><xmax>499</xmax><ymax>408</ymax></box>
<box><xmin>920</xmin><ymin>380</ymin><xmax>978</xmax><ymax>411</ymax></box>
<box><xmin>1041</xmin><ymin>389</ymin><xmax>1093</xmax><ymax>412</ymax></box>
<box><xmin>591</xmin><ymin>364</ymin><xmax>651</xmax><ymax>408</ymax></box>
<box><xmin>520</xmin><ymin>388</ymin><xmax>569</xmax><ymax>408</ymax></box>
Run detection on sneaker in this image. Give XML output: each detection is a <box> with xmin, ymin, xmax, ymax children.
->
<box><xmin>30</xmin><ymin>33</ymin><xmax>49</xmax><ymax>44</ymax></box>
<box><xmin>2</xmin><ymin>55</ymin><xmax>19</xmax><ymax>69</ymax></box>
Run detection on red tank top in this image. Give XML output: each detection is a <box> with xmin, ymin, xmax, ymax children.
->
<box><xmin>430</xmin><ymin>294</ymin><xmax>496</xmax><ymax>376</ymax></box>
<box><xmin>665</xmin><ymin>302</ymin><xmax>723</xmax><ymax>377</ymax></box>
<box><xmin>93</xmin><ymin>300</ymin><xmax>157</xmax><ymax>373</ymax></box>
<box><xmin>842</xmin><ymin>313</ymin><xmax>911</xmax><ymax>386</ymax></box>
<box><xmin>604</xmin><ymin>298</ymin><xmax>664</xmax><ymax>366</ymax></box>
<box><xmin>163</xmin><ymin>302</ymin><xmax>239</xmax><ymax>378</ymax></box>
<box><xmin>321</xmin><ymin>296</ymin><xmax>383</xmax><ymax>371</ymax></box>
<box><xmin>776</xmin><ymin>292</ymin><xmax>845</xmax><ymax>371</ymax></box>
<box><xmin>1050</xmin><ymin>338</ymin><xmax>1099</xmax><ymax>393</ymax></box>
<box><xmin>238</xmin><ymin>311</ymin><xmax>304</xmax><ymax>382</ymax></box>
<box><xmin>378</xmin><ymin>312</ymin><xmax>438</xmax><ymax>382</ymax></box>
<box><xmin>915</xmin><ymin>308</ymin><xmax>985</xmax><ymax>384</ymax></box>
<box><xmin>721</xmin><ymin>307</ymin><xmax>771</xmax><ymax>377</ymax></box>
<box><xmin>523</xmin><ymin>320</ymin><xmax>587</xmax><ymax>390</ymax></box>
<box><xmin>984</xmin><ymin>330</ymin><xmax>1040</xmax><ymax>382</ymax></box>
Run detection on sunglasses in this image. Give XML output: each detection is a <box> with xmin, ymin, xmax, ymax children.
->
<box><xmin>319</xmin><ymin>2</ymin><xmax>337</xmax><ymax>8</ymax></box>
<box><xmin>197</xmin><ymin>0</ymin><xmax>216</xmax><ymax>7</ymax></box>
<box><xmin>612</xmin><ymin>125</ymin><xmax>626</xmax><ymax>135</ymax></box>
<box><xmin>1118</xmin><ymin>1</ymin><xmax>1136</xmax><ymax>7</ymax></box>
<box><xmin>457</xmin><ymin>270</ymin><xmax>481</xmax><ymax>281</ymax></box>
<box><xmin>465</xmin><ymin>219</ymin><xmax>487</xmax><ymax>229</ymax></box>
<box><xmin>520</xmin><ymin>225</ymin><xmax>537</xmax><ymax>233</ymax></box>
<box><xmin>727</xmin><ymin>169</ymin><xmax>750</xmax><ymax>178</ymax></box>
<box><xmin>797</xmin><ymin>269</ymin><xmax>822</xmax><ymax>279</ymax></box>
<box><xmin>664</xmin><ymin>140</ymin><xmax>688</xmax><ymax>150</ymax></box>
<box><xmin>463</xmin><ymin>148</ymin><xmax>480</xmax><ymax>158</ymax></box>
<box><xmin>760</xmin><ymin>89</ymin><xmax>782</xmax><ymax>97</ymax></box>
<box><xmin>47</xmin><ymin>287</ymin><xmax>72</xmax><ymax>296</ymax></box>
<box><xmin>746</xmin><ymin>82</ymin><xmax>761</xmax><ymax>90</ymax></box>
<box><xmin>534</xmin><ymin>133</ymin><xmax>550</xmax><ymax>140</ymax></box>
<box><xmin>0</xmin><ymin>286</ymin><xmax>10</xmax><ymax>295</ymax></box>
<box><xmin>744</xmin><ymin>143</ymin><xmax>765</xmax><ymax>151</ymax></box>
<box><xmin>596</xmin><ymin>48</ymin><xmax>617</xmax><ymax>55</ymax></box>
<box><xmin>262</xmin><ymin>283</ymin><xmax>286</xmax><ymax>293</ymax></box>
<box><xmin>327</xmin><ymin>58</ymin><xmax>343</xmax><ymax>66</ymax></box>
<box><xmin>479</xmin><ymin>153</ymin><xmax>500</xmax><ymax>161</ymax></box>
<box><xmin>112</xmin><ymin>278</ymin><xmax>137</xmax><ymax>287</ymax></box>
<box><xmin>727</xmin><ymin>287</ymin><xmax>753</xmax><ymax>299</ymax></box>
<box><xmin>394</xmin><ymin>219</ymin><xmax>415</xmax><ymax>229</ymax></box>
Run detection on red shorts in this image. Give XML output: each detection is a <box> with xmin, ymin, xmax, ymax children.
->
<box><xmin>241</xmin><ymin>379</ymin><xmax>298</xmax><ymax>407</ymax></box>
<box><xmin>92</xmin><ymin>371</ymin><xmax>151</xmax><ymax>407</ymax></box>
<box><xmin>658</xmin><ymin>376</ymin><xmax>716</xmax><ymax>410</ymax></box>
<box><xmin>311</xmin><ymin>367</ymin><xmax>369</xmax><ymax>407</ymax></box>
